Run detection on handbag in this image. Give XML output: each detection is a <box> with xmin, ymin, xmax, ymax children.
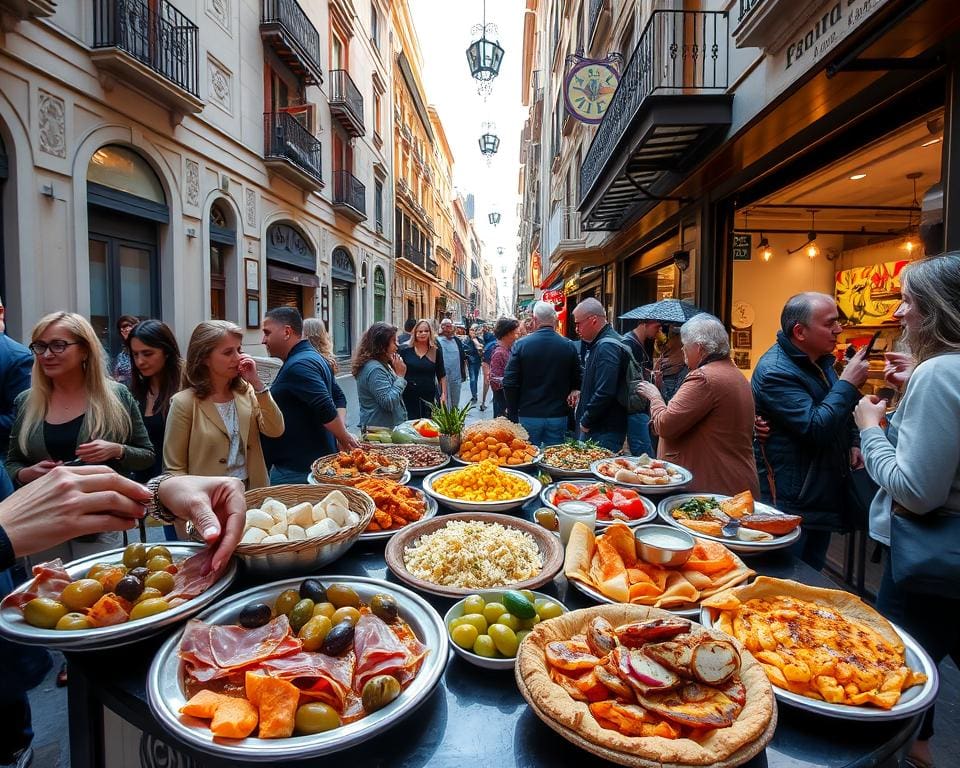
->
<box><xmin>889</xmin><ymin>503</ymin><xmax>960</xmax><ymax>595</ymax></box>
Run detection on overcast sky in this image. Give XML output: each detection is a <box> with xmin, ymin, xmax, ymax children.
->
<box><xmin>408</xmin><ymin>0</ymin><xmax>527</xmax><ymax>313</ymax></box>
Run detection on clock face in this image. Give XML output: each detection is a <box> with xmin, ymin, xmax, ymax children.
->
<box><xmin>564</xmin><ymin>60</ymin><xmax>620</xmax><ymax>124</ymax></box>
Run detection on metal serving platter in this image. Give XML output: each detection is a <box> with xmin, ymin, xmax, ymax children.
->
<box><xmin>539</xmin><ymin>481</ymin><xmax>657</xmax><ymax>528</ymax></box>
<box><xmin>148</xmin><ymin>575</ymin><xmax>448</xmax><ymax>761</ymax></box>
<box><xmin>0</xmin><ymin>543</ymin><xmax>237</xmax><ymax>651</ymax></box>
<box><xmin>589</xmin><ymin>457</ymin><xmax>693</xmax><ymax>493</ymax></box>
<box><xmin>405</xmin><ymin>454</ymin><xmax>451</xmax><ymax>476</ymax></box>
<box><xmin>700</xmin><ymin>609</ymin><xmax>939</xmax><ymax>721</ymax></box>
<box><xmin>308</xmin><ymin>470</ymin><xmax>412</xmax><ymax>486</ymax></box>
<box><xmin>359</xmin><ymin>489</ymin><xmax>439</xmax><ymax>543</ymax></box>
<box><xmin>566</xmin><ymin>577</ymin><xmax>700</xmax><ymax>619</ymax></box>
<box><xmin>657</xmin><ymin>494</ymin><xmax>802</xmax><ymax>554</ymax></box>
<box><xmin>421</xmin><ymin>467</ymin><xmax>542</xmax><ymax>513</ymax></box>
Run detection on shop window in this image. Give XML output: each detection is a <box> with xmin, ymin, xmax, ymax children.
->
<box><xmin>373</xmin><ymin>266</ymin><xmax>386</xmax><ymax>322</ymax></box>
<box><xmin>265</xmin><ymin>222</ymin><xmax>318</xmax><ymax>317</ymax></box>
<box><xmin>209</xmin><ymin>201</ymin><xmax>236</xmax><ymax>321</ymax></box>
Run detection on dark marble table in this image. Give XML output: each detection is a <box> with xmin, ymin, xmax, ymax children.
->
<box><xmin>65</xmin><ymin>479</ymin><xmax>922</xmax><ymax>768</ymax></box>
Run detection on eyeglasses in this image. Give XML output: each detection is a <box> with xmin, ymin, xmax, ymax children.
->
<box><xmin>29</xmin><ymin>340</ymin><xmax>81</xmax><ymax>356</ymax></box>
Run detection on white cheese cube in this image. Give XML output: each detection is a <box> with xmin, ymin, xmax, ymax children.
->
<box><xmin>287</xmin><ymin>502</ymin><xmax>314</xmax><ymax>528</ymax></box>
<box><xmin>245</xmin><ymin>509</ymin><xmax>274</xmax><ymax>531</ymax></box>
<box><xmin>287</xmin><ymin>524</ymin><xmax>306</xmax><ymax>541</ymax></box>
<box><xmin>311</xmin><ymin>502</ymin><xmax>328</xmax><ymax>522</ymax></box>
<box><xmin>305</xmin><ymin>518</ymin><xmax>339</xmax><ymax>538</ymax></box>
<box><xmin>267</xmin><ymin>520</ymin><xmax>288</xmax><ymax>536</ymax></box>
<box><xmin>240</xmin><ymin>527</ymin><xmax>267</xmax><ymax>545</ymax></box>
<box><xmin>344</xmin><ymin>510</ymin><xmax>360</xmax><ymax>527</ymax></box>
<box><xmin>325</xmin><ymin>503</ymin><xmax>350</xmax><ymax>527</ymax></box>
<box><xmin>261</xmin><ymin>498</ymin><xmax>288</xmax><ymax>523</ymax></box>
<box><xmin>259</xmin><ymin>533</ymin><xmax>289</xmax><ymax>544</ymax></box>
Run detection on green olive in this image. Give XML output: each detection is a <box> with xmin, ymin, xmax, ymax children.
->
<box><xmin>298</xmin><ymin>616</ymin><xmax>333</xmax><ymax>651</ymax></box>
<box><xmin>136</xmin><ymin>587</ymin><xmax>163</xmax><ymax>604</ymax></box>
<box><xmin>325</xmin><ymin>583</ymin><xmax>360</xmax><ymax>609</ymax></box>
<box><xmin>274</xmin><ymin>589</ymin><xmax>300</xmax><ymax>616</ymax></box>
<box><xmin>23</xmin><ymin>597</ymin><xmax>68</xmax><ymax>629</ymax></box>
<box><xmin>85</xmin><ymin>563</ymin><xmax>113</xmax><ymax>581</ymax></box>
<box><xmin>450</xmin><ymin>613</ymin><xmax>487</xmax><ymax>635</ymax></box>
<box><xmin>312</xmin><ymin>602</ymin><xmax>336</xmax><ymax>620</ymax></box>
<box><xmin>56</xmin><ymin>612</ymin><xmax>93</xmax><ymax>631</ymax></box>
<box><xmin>369</xmin><ymin>593</ymin><xmax>399</xmax><ymax>623</ymax></box>
<box><xmin>450</xmin><ymin>623</ymin><xmax>479</xmax><ymax>649</ymax></box>
<box><xmin>294</xmin><ymin>702</ymin><xmax>341</xmax><ymax>734</ymax></box>
<box><xmin>330</xmin><ymin>607</ymin><xmax>361</xmax><ymax>627</ymax></box>
<box><xmin>144</xmin><ymin>570</ymin><xmax>175</xmax><ymax>595</ymax></box>
<box><xmin>361</xmin><ymin>675</ymin><xmax>401</xmax><ymax>713</ymax></box>
<box><xmin>496</xmin><ymin>613</ymin><xmax>521</xmax><ymax>632</ymax></box>
<box><xmin>289</xmin><ymin>599</ymin><xmax>315</xmax><ymax>633</ymax></box>
<box><xmin>146</xmin><ymin>555</ymin><xmax>172</xmax><ymax>572</ymax></box>
<box><xmin>488</xmin><ymin>624</ymin><xmax>519</xmax><ymax>657</ymax></box>
<box><xmin>145</xmin><ymin>545</ymin><xmax>172</xmax><ymax>561</ymax></box>
<box><xmin>60</xmin><ymin>579</ymin><xmax>104</xmax><ymax>611</ymax></box>
<box><xmin>128</xmin><ymin>597</ymin><xmax>170</xmax><ymax>621</ymax></box>
<box><xmin>122</xmin><ymin>543</ymin><xmax>148</xmax><ymax>569</ymax></box>
<box><xmin>462</xmin><ymin>594</ymin><xmax>486</xmax><ymax>615</ymax></box>
<box><xmin>534</xmin><ymin>599</ymin><xmax>564</xmax><ymax>620</ymax></box>
<box><xmin>482</xmin><ymin>602</ymin><xmax>507</xmax><ymax>625</ymax></box>
<box><xmin>472</xmin><ymin>634</ymin><xmax>497</xmax><ymax>658</ymax></box>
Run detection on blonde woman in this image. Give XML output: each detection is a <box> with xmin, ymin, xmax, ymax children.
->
<box><xmin>164</xmin><ymin>321</ymin><xmax>283</xmax><ymax>489</ymax></box>
<box><xmin>398</xmin><ymin>318</ymin><xmax>446</xmax><ymax>420</ymax></box>
<box><xmin>302</xmin><ymin>317</ymin><xmax>339</xmax><ymax>375</ymax></box>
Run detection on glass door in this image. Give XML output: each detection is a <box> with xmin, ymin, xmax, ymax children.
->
<box><xmin>332</xmin><ymin>279</ymin><xmax>351</xmax><ymax>357</ymax></box>
<box><xmin>88</xmin><ymin>234</ymin><xmax>158</xmax><ymax>354</ymax></box>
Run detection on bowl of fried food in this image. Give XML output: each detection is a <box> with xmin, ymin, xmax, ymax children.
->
<box><xmin>310</xmin><ymin>448</ymin><xmax>408</xmax><ymax>486</ymax></box>
<box><xmin>455</xmin><ymin>418</ymin><xmax>540</xmax><ymax>468</ymax></box>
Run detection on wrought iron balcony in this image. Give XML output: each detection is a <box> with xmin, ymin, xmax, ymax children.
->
<box><xmin>328</xmin><ymin>69</ymin><xmax>364</xmax><ymax>138</ymax></box>
<box><xmin>737</xmin><ymin>0</ymin><xmax>763</xmax><ymax>24</ymax></box>
<box><xmin>427</xmin><ymin>259</ymin><xmax>439</xmax><ymax>277</ymax></box>
<box><xmin>402</xmin><ymin>242</ymin><xmax>426</xmax><ymax>270</ymax></box>
<box><xmin>579</xmin><ymin>10</ymin><xmax>731</xmax><ymax>231</ymax></box>
<box><xmin>263</xmin><ymin>112</ymin><xmax>323</xmax><ymax>191</ymax></box>
<box><xmin>260</xmin><ymin>0</ymin><xmax>323</xmax><ymax>86</ymax></box>
<box><xmin>332</xmin><ymin>170</ymin><xmax>367</xmax><ymax>222</ymax></box>
<box><xmin>90</xmin><ymin>0</ymin><xmax>201</xmax><ymax>118</ymax></box>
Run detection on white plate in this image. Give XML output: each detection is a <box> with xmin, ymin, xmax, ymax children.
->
<box><xmin>308</xmin><ymin>470</ymin><xmax>412</xmax><ymax>486</ymax></box>
<box><xmin>700</xmin><ymin>608</ymin><xmax>939</xmax><ymax>720</ymax></box>
<box><xmin>444</xmin><ymin>590</ymin><xmax>568</xmax><ymax>670</ymax></box>
<box><xmin>657</xmin><ymin>494</ymin><xmax>802</xmax><ymax>553</ymax></box>
<box><xmin>148</xmin><ymin>575</ymin><xmax>448</xmax><ymax>760</ymax></box>
<box><xmin>539</xmin><ymin>481</ymin><xmax>656</xmax><ymax>528</ymax></box>
<box><xmin>0</xmin><ymin>543</ymin><xmax>237</xmax><ymax>651</ymax></box>
<box><xmin>589</xmin><ymin>457</ymin><xmax>693</xmax><ymax>493</ymax></box>
<box><xmin>421</xmin><ymin>467</ymin><xmax>542</xmax><ymax>513</ymax></box>
<box><xmin>566</xmin><ymin>577</ymin><xmax>700</xmax><ymax>619</ymax></box>
<box><xmin>359</xmin><ymin>489</ymin><xmax>438</xmax><ymax>542</ymax></box>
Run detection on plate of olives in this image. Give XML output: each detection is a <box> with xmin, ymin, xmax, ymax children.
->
<box><xmin>0</xmin><ymin>542</ymin><xmax>238</xmax><ymax>651</ymax></box>
<box><xmin>147</xmin><ymin>575</ymin><xmax>448</xmax><ymax>760</ymax></box>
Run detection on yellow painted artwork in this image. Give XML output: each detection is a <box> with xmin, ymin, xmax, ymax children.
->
<box><xmin>835</xmin><ymin>260</ymin><xmax>909</xmax><ymax>326</ymax></box>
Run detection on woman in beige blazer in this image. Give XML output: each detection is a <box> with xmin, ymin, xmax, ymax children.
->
<box><xmin>636</xmin><ymin>313</ymin><xmax>760</xmax><ymax>498</ymax></box>
<box><xmin>164</xmin><ymin>321</ymin><xmax>283</xmax><ymax>489</ymax></box>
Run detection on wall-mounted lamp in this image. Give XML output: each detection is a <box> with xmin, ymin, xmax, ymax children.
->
<box><xmin>186</xmin><ymin>227</ymin><xmax>197</xmax><ymax>238</ymax></box>
<box><xmin>40</xmin><ymin>183</ymin><xmax>55</xmax><ymax>198</ymax></box>
<box><xmin>787</xmin><ymin>210</ymin><xmax>819</xmax><ymax>258</ymax></box>
<box><xmin>673</xmin><ymin>250</ymin><xmax>690</xmax><ymax>272</ymax></box>
<box><xmin>758</xmin><ymin>235</ymin><xmax>772</xmax><ymax>262</ymax></box>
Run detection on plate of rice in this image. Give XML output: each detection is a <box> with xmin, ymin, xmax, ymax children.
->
<box><xmin>383</xmin><ymin>513</ymin><xmax>565</xmax><ymax>598</ymax></box>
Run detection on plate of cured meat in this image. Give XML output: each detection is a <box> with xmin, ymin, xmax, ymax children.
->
<box><xmin>147</xmin><ymin>575</ymin><xmax>447</xmax><ymax>760</ymax></box>
<box><xmin>0</xmin><ymin>543</ymin><xmax>237</xmax><ymax>651</ymax></box>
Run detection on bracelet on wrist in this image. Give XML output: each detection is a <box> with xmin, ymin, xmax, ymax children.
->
<box><xmin>145</xmin><ymin>474</ymin><xmax>176</xmax><ymax>523</ymax></box>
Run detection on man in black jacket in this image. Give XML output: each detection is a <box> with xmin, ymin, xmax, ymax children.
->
<box><xmin>571</xmin><ymin>298</ymin><xmax>628</xmax><ymax>453</ymax></box>
<box><xmin>752</xmin><ymin>292</ymin><xmax>869</xmax><ymax>570</ymax></box>
<box><xmin>503</xmin><ymin>301</ymin><xmax>581</xmax><ymax>446</ymax></box>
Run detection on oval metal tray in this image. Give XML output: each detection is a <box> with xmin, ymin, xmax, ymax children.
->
<box><xmin>589</xmin><ymin>457</ymin><xmax>693</xmax><ymax>493</ymax></box>
<box><xmin>308</xmin><ymin>470</ymin><xmax>412</xmax><ymax>486</ymax></box>
<box><xmin>147</xmin><ymin>575</ymin><xmax>448</xmax><ymax>761</ymax></box>
<box><xmin>359</xmin><ymin>489</ymin><xmax>439</xmax><ymax>542</ymax></box>
<box><xmin>539</xmin><ymin>481</ymin><xmax>657</xmax><ymax>528</ymax></box>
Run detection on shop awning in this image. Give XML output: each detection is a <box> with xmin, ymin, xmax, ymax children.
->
<box><xmin>267</xmin><ymin>263</ymin><xmax>320</xmax><ymax>287</ymax></box>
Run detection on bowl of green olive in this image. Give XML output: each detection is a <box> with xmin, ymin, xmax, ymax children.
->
<box><xmin>444</xmin><ymin>590</ymin><xmax>567</xmax><ymax>670</ymax></box>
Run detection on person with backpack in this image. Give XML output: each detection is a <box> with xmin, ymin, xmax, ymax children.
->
<box><xmin>635</xmin><ymin>313</ymin><xmax>759</xmax><ymax>497</ymax></box>
<box><xmin>570</xmin><ymin>298</ymin><xmax>629</xmax><ymax>453</ymax></box>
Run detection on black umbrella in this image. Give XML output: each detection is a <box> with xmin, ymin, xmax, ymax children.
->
<box><xmin>619</xmin><ymin>299</ymin><xmax>705</xmax><ymax>324</ymax></box>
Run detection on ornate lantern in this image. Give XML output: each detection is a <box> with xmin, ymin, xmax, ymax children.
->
<box><xmin>465</xmin><ymin>0</ymin><xmax>504</xmax><ymax>98</ymax></box>
<box><xmin>479</xmin><ymin>122</ymin><xmax>499</xmax><ymax>164</ymax></box>
<box><xmin>488</xmin><ymin>211</ymin><xmax>501</xmax><ymax>225</ymax></box>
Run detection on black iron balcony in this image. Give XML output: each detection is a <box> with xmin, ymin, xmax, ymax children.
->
<box><xmin>588</xmin><ymin>0</ymin><xmax>611</xmax><ymax>47</ymax></box>
<box><xmin>90</xmin><ymin>0</ymin><xmax>201</xmax><ymax>118</ymax></box>
<box><xmin>261</xmin><ymin>0</ymin><xmax>323</xmax><ymax>86</ymax></box>
<box><xmin>737</xmin><ymin>0</ymin><xmax>763</xmax><ymax>23</ymax></box>
<box><xmin>332</xmin><ymin>170</ymin><xmax>367</xmax><ymax>222</ymax></box>
<box><xmin>263</xmin><ymin>112</ymin><xmax>323</xmax><ymax>191</ymax></box>
<box><xmin>427</xmin><ymin>259</ymin><xmax>439</xmax><ymax>277</ymax></box>
<box><xmin>328</xmin><ymin>69</ymin><xmax>364</xmax><ymax>138</ymax></box>
<box><xmin>402</xmin><ymin>242</ymin><xmax>426</xmax><ymax>270</ymax></box>
<box><xmin>579</xmin><ymin>10</ymin><xmax>731</xmax><ymax>231</ymax></box>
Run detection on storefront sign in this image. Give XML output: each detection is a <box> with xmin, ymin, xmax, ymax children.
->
<box><xmin>564</xmin><ymin>275</ymin><xmax>580</xmax><ymax>294</ymax></box>
<box><xmin>542</xmin><ymin>288</ymin><xmax>565</xmax><ymax>309</ymax></box>
<box><xmin>732</xmin><ymin>232</ymin><xmax>752</xmax><ymax>261</ymax></box>
<box><xmin>531</xmin><ymin>251</ymin><xmax>542</xmax><ymax>288</ymax></box>
<box><xmin>563</xmin><ymin>54</ymin><xmax>622</xmax><ymax>125</ymax></box>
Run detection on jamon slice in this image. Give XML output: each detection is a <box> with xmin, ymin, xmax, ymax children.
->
<box><xmin>1</xmin><ymin>559</ymin><xmax>72</xmax><ymax>611</ymax></box>
<box><xmin>166</xmin><ymin>549</ymin><xmax>221</xmax><ymax>606</ymax></box>
<box><xmin>617</xmin><ymin>618</ymin><xmax>690</xmax><ymax>647</ymax></box>
<box><xmin>545</xmin><ymin>640</ymin><xmax>601</xmax><ymax>672</ymax></box>
<box><xmin>180</xmin><ymin>616</ymin><xmax>300</xmax><ymax>681</ymax></box>
<box><xmin>637</xmin><ymin>682</ymin><xmax>743</xmax><ymax>729</ymax></box>
<box><xmin>353</xmin><ymin>613</ymin><xmax>427</xmax><ymax>692</ymax></box>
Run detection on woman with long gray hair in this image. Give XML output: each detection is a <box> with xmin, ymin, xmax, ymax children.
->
<box><xmin>635</xmin><ymin>313</ymin><xmax>759</xmax><ymax>497</ymax></box>
<box><xmin>853</xmin><ymin>252</ymin><xmax>960</xmax><ymax>768</ymax></box>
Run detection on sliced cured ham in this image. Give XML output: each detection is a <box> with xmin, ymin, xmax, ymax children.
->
<box><xmin>353</xmin><ymin>614</ymin><xmax>427</xmax><ymax>693</ymax></box>
<box><xmin>1</xmin><ymin>559</ymin><xmax>72</xmax><ymax>611</ymax></box>
<box><xmin>166</xmin><ymin>549</ymin><xmax>221</xmax><ymax>606</ymax></box>
<box><xmin>260</xmin><ymin>650</ymin><xmax>355</xmax><ymax>711</ymax></box>
<box><xmin>180</xmin><ymin>616</ymin><xmax>300</xmax><ymax>682</ymax></box>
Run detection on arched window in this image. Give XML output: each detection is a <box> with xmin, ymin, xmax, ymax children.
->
<box><xmin>88</xmin><ymin>145</ymin><xmax>165</xmax><ymax>204</ymax></box>
<box><xmin>209</xmin><ymin>201</ymin><xmax>236</xmax><ymax>321</ymax></box>
<box><xmin>373</xmin><ymin>266</ymin><xmax>386</xmax><ymax>323</ymax></box>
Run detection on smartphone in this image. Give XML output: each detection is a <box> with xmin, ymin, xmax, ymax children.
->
<box><xmin>62</xmin><ymin>458</ymin><xmax>84</xmax><ymax>466</ymax></box>
<box><xmin>863</xmin><ymin>330</ymin><xmax>882</xmax><ymax>356</ymax></box>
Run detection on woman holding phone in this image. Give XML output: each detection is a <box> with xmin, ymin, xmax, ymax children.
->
<box><xmin>354</xmin><ymin>322</ymin><xmax>408</xmax><ymax>429</ymax></box>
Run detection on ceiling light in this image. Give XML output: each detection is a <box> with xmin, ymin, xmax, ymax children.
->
<box><xmin>849</xmin><ymin>173</ymin><xmax>867</xmax><ymax>180</ymax></box>
<box><xmin>807</xmin><ymin>242</ymin><xmax>820</xmax><ymax>259</ymax></box>
<box><xmin>921</xmin><ymin>137</ymin><xmax>942</xmax><ymax>147</ymax></box>
<box><xmin>757</xmin><ymin>234</ymin><xmax>772</xmax><ymax>262</ymax></box>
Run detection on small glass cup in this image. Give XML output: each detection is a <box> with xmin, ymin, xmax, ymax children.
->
<box><xmin>556</xmin><ymin>501</ymin><xmax>597</xmax><ymax>545</ymax></box>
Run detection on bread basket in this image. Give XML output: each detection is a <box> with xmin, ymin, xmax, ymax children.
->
<box><xmin>310</xmin><ymin>451</ymin><xmax>409</xmax><ymax>486</ymax></box>
<box><xmin>235</xmin><ymin>484</ymin><xmax>375</xmax><ymax>576</ymax></box>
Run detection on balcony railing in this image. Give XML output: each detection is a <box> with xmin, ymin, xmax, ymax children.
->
<box><xmin>263</xmin><ymin>111</ymin><xmax>323</xmax><ymax>188</ymax></box>
<box><xmin>261</xmin><ymin>0</ymin><xmax>323</xmax><ymax>85</ymax></box>
<box><xmin>588</xmin><ymin>0</ymin><xmax>609</xmax><ymax>44</ymax></box>
<box><xmin>580</xmin><ymin>10</ymin><xmax>729</xmax><ymax>206</ymax></box>
<box><xmin>91</xmin><ymin>0</ymin><xmax>200</xmax><ymax>101</ymax></box>
<box><xmin>332</xmin><ymin>170</ymin><xmax>367</xmax><ymax>221</ymax></box>
<box><xmin>402</xmin><ymin>242</ymin><xmax>426</xmax><ymax>270</ymax></box>
<box><xmin>328</xmin><ymin>69</ymin><xmax>364</xmax><ymax>137</ymax></box>
<box><xmin>737</xmin><ymin>0</ymin><xmax>763</xmax><ymax>23</ymax></box>
<box><xmin>427</xmin><ymin>259</ymin><xmax>439</xmax><ymax>277</ymax></box>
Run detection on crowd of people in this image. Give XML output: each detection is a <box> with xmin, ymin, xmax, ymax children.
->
<box><xmin>0</xmin><ymin>252</ymin><xmax>957</xmax><ymax>767</ymax></box>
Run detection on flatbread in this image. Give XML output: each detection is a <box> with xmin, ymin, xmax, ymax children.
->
<box><xmin>516</xmin><ymin>605</ymin><xmax>776</xmax><ymax>766</ymax></box>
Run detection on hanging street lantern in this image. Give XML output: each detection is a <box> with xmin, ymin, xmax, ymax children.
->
<box><xmin>488</xmin><ymin>211</ymin><xmax>501</xmax><ymax>225</ymax></box>
<box><xmin>479</xmin><ymin>122</ymin><xmax>499</xmax><ymax>164</ymax></box>
<box><xmin>465</xmin><ymin>0</ymin><xmax>504</xmax><ymax>98</ymax></box>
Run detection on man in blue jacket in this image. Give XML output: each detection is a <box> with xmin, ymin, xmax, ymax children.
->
<box><xmin>752</xmin><ymin>292</ymin><xmax>869</xmax><ymax>570</ymax></box>
<box><xmin>260</xmin><ymin>307</ymin><xmax>358</xmax><ymax>484</ymax></box>
<box><xmin>503</xmin><ymin>301</ymin><xmax>581</xmax><ymax>446</ymax></box>
<box><xmin>571</xmin><ymin>298</ymin><xmax>628</xmax><ymax>453</ymax></box>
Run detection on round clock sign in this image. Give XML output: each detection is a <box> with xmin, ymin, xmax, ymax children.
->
<box><xmin>563</xmin><ymin>58</ymin><xmax>620</xmax><ymax>125</ymax></box>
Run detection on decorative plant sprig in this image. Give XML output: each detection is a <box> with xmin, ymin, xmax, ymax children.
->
<box><xmin>427</xmin><ymin>399</ymin><xmax>472</xmax><ymax>435</ymax></box>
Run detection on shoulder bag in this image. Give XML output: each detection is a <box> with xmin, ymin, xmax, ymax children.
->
<box><xmin>890</xmin><ymin>502</ymin><xmax>960</xmax><ymax>595</ymax></box>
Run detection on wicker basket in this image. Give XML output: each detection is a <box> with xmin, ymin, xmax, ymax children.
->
<box><xmin>235</xmin><ymin>484</ymin><xmax>375</xmax><ymax>576</ymax></box>
<box><xmin>309</xmin><ymin>452</ymin><xmax>409</xmax><ymax>486</ymax></box>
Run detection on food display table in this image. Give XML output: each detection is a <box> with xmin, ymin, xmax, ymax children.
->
<box><xmin>64</xmin><ymin>481</ymin><xmax>922</xmax><ymax>768</ymax></box>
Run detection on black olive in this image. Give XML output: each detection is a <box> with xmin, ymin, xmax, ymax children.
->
<box><xmin>114</xmin><ymin>575</ymin><xmax>144</xmax><ymax>602</ymax></box>
<box><xmin>128</xmin><ymin>567</ymin><xmax>150</xmax><ymax>582</ymax></box>
<box><xmin>369</xmin><ymin>593</ymin><xmax>399</xmax><ymax>623</ymax></box>
<box><xmin>238</xmin><ymin>602</ymin><xmax>273</xmax><ymax>629</ymax></box>
<box><xmin>299</xmin><ymin>578</ymin><xmax>327</xmax><ymax>603</ymax></box>
<box><xmin>321</xmin><ymin>621</ymin><xmax>355</xmax><ymax>656</ymax></box>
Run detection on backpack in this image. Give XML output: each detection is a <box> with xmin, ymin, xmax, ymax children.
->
<box><xmin>597</xmin><ymin>337</ymin><xmax>647</xmax><ymax>414</ymax></box>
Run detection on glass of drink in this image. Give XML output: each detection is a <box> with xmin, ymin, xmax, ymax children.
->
<box><xmin>556</xmin><ymin>501</ymin><xmax>597</xmax><ymax>545</ymax></box>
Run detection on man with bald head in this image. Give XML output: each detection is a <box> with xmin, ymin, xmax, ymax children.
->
<box><xmin>502</xmin><ymin>301</ymin><xmax>581</xmax><ymax>446</ymax></box>
<box><xmin>570</xmin><ymin>297</ymin><xmax>629</xmax><ymax>452</ymax></box>
<box><xmin>752</xmin><ymin>291</ymin><xmax>869</xmax><ymax>570</ymax></box>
